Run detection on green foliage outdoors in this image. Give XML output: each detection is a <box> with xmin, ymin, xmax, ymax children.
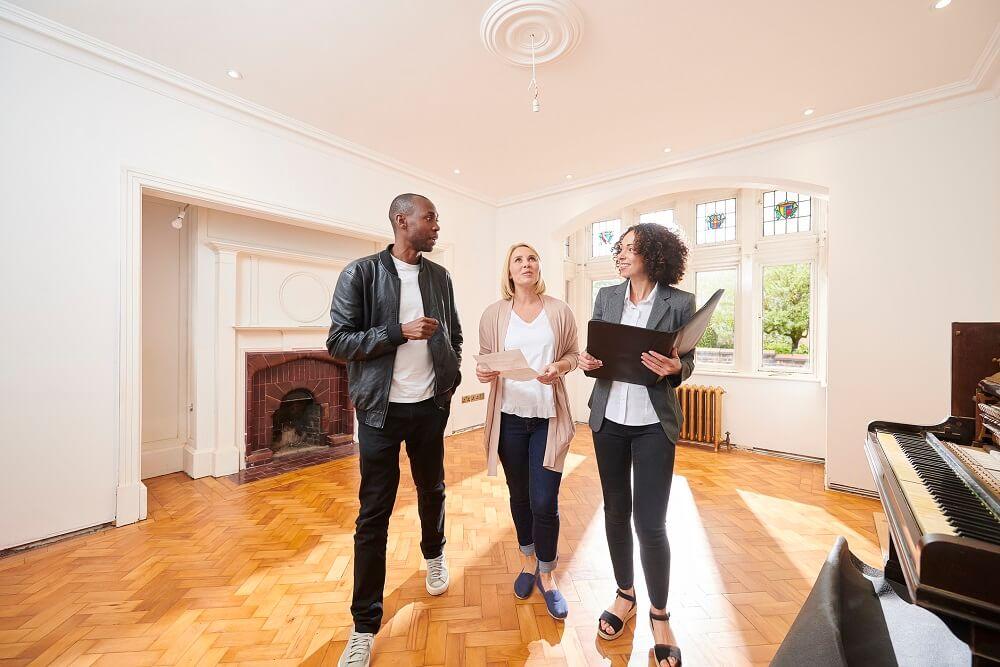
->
<box><xmin>763</xmin><ymin>263</ymin><xmax>810</xmax><ymax>353</ymax></box>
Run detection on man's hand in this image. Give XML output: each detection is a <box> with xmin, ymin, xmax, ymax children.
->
<box><xmin>401</xmin><ymin>317</ymin><xmax>439</xmax><ymax>340</ymax></box>
<box><xmin>476</xmin><ymin>365</ymin><xmax>500</xmax><ymax>383</ymax></box>
<box><xmin>640</xmin><ymin>347</ymin><xmax>682</xmax><ymax>378</ymax></box>
<box><xmin>536</xmin><ymin>363</ymin><xmax>561</xmax><ymax>385</ymax></box>
<box><xmin>578</xmin><ymin>351</ymin><xmax>603</xmax><ymax>372</ymax></box>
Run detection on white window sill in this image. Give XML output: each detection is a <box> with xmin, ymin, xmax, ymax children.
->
<box><xmin>691</xmin><ymin>368</ymin><xmax>824</xmax><ymax>384</ymax></box>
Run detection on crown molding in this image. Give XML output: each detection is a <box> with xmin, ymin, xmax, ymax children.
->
<box><xmin>970</xmin><ymin>23</ymin><xmax>1000</xmax><ymax>90</ymax></box>
<box><xmin>2</xmin><ymin>1</ymin><xmax>997</xmax><ymax>208</ymax></box>
<box><xmin>498</xmin><ymin>24</ymin><xmax>1000</xmax><ymax>207</ymax></box>
<box><xmin>0</xmin><ymin>0</ymin><xmax>496</xmax><ymax>206</ymax></box>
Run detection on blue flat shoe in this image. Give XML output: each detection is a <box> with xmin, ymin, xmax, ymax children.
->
<box><xmin>513</xmin><ymin>569</ymin><xmax>536</xmax><ymax>599</ymax></box>
<box><xmin>535</xmin><ymin>569</ymin><xmax>568</xmax><ymax>620</ymax></box>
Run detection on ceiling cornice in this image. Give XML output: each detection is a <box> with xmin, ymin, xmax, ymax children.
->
<box><xmin>498</xmin><ymin>22</ymin><xmax>1000</xmax><ymax>207</ymax></box>
<box><xmin>2</xmin><ymin>2</ymin><xmax>997</xmax><ymax>208</ymax></box>
<box><xmin>0</xmin><ymin>0</ymin><xmax>497</xmax><ymax>206</ymax></box>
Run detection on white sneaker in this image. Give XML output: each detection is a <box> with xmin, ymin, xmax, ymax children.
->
<box><xmin>338</xmin><ymin>629</ymin><xmax>374</xmax><ymax>667</ymax></box>
<box><xmin>425</xmin><ymin>554</ymin><xmax>449</xmax><ymax>596</ymax></box>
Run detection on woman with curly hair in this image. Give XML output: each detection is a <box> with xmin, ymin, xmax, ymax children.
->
<box><xmin>578</xmin><ymin>223</ymin><xmax>694</xmax><ymax>667</ymax></box>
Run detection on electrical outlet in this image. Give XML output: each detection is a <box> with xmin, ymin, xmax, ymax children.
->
<box><xmin>461</xmin><ymin>392</ymin><xmax>485</xmax><ymax>404</ymax></box>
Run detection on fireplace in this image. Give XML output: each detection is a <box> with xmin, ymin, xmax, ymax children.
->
<box><xmin>245</xmin><ymin>350</ymin><xmax>354</xmax><ymax>467</ymax></box>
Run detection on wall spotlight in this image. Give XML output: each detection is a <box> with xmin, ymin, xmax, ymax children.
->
<box><xmin>171</xmin><ymin>204</ymin><xmax>188</xmax><ymax>230</ymax></box>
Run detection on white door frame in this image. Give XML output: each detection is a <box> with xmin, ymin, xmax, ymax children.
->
<box><xmin>116</xmin><ymin>168</ymin><xmax>393</xmax><ymax>526</ymax></box>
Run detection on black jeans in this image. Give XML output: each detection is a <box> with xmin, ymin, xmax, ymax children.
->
<box><xmin>592</xmin><ymin>419</ymin><xmax>676</xmax><ymax>609</ymax></box>
<box><xmin>498</xmin><ymin>413</ymin><xmax>562</xmax><ymax>571</ymax></box>
<box><xmin>352</xmin><ymin>398</ymin><xmax>449</xmax><ymax>633</ymax></box>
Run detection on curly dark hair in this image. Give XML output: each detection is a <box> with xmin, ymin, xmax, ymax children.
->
<box><xmin>612</xmin><ymin>222</ymin><xmax>688</xmax><ymax>285</ymax></box>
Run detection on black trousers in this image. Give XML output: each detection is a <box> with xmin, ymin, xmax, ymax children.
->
<box><xmin>592</xmin><ymin>419</ymin><xmax>676</xmax><ymax>609</ymax></box>
<box><xmin>352</xmin><ymin>398</ymin><xmax>449</xmax><ymax>633</ymax></box>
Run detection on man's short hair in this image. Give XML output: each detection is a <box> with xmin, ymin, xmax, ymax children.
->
<box><xmin>388</xmin><ymin>193</ymin><xmax>427</xmax><ymax>227</ymax></box>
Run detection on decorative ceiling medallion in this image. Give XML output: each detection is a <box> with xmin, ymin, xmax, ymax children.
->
<box><xmin>480</xmin><ymin>0</ymin><xmax>584</xmax><ymax>67</ymax></box>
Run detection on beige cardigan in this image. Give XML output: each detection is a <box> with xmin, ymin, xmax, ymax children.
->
<box><xmin>479</xmin><ymin>295</ymin><xmax>580</xmax><ymax>476</ymax></box>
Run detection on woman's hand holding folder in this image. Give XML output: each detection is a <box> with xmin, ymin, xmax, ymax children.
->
<box><xmin>578</xmin><ymin>351</ymin><xmax>603</xmax><ymax>372</ymax></box>
<box><xmin>640</xmin><ymin>347</ymin><xmax>681</xmax><ymax>380</ymax></box>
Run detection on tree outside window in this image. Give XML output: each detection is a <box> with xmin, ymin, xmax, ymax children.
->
<box><xmin>762</xmin><ymin>263</ymin><xmax>811</xmax><ymax>370</ymax></box>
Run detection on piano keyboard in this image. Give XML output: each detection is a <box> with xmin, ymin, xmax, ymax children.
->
<box><xmin>877</xmin><ymin>430</ymin><xmax>1000</xmax><ymax>544</ymax></box>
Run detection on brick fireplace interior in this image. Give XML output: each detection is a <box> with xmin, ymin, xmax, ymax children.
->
<box><xmin>245</xmin><ymin>350</ymin><xmax>354</xmax><ymax>467</ymax></box>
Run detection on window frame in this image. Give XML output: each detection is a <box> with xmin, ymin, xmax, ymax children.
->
<box><xmin>753</xmin><ymin>256</ymin><xmax>817</xmax><ymax>375</ymax></box>
<box><xmin>695</xmin><ymin>196</ymin><xmax>739</xmax><ymax>247</ymax></box>
<box><xmin>762</xmin><ymin>190</ymin><xmax>813</xmax><ymax>237</ymax></box>
<box><xmin>589</xmin><ymin>218</ymin><xmax>622</xmax><ymax>260</ymax></box>
<box><xmin>691</xmin><ymin>264</ymin><xmax>740</xmax><ymax>371</ymax></box>
<box><xmin>570</xmin><ymin>188</ymin><xmax>827</xmax><ymax>381</ymax></box>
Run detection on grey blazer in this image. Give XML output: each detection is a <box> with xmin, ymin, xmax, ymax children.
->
<box><xmin>587</xmin><ymin>281</ymin><xmax>696</xmax><ymax>443</ymax></box>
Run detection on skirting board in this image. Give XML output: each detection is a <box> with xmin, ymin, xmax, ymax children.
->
<box><xmin>451</xmin><ymin>423</ymin><xmax>486</xmax><ymax>436</ymax></box>
<box><xmin>0</xmin><ymin>522</ymin><xmax>114</xmax><ymax>558</ymax></box>
<box><xmin>141</xmin><ymin>442</ymin><xmax>185</xmax><ymax>480</ymax></box>
<box><xmin>826</xmin><ymin>482</ymin><xmax>880</xmax><ymax>500</ymax></box>
<box><xmin>750</xmin><ymin>447</ymin><xmax>825</xmax><ymax>465</ymax></box>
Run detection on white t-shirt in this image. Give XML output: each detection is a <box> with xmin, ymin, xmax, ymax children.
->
<box><xmin>605</xmin><ymin>282</ymin><xmax>660</xmax><ymax>426</ymax></box>
<box><xmin>501</xmin><ymin>309</ymin><xmax>556</xmax><ymax>419</ymax></box>
<box><xmin>389</xmin><ymin>255</ymin><xmax>435</xmax><ymax>403</ymax></box>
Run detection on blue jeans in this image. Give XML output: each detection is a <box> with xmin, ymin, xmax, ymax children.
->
<box><xmin>498</xmin><ymin>412</ymin><xmax>562</xmax><ymax>572</ymax></box>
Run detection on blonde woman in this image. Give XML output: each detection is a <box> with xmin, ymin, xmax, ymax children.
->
<box><xmin>477</xmin><ymin>243</ymin><xmax>579</xmax><ymax>619</ymax></box>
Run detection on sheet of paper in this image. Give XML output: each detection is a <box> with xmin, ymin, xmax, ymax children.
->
<box><xmin>474</xmin><ymin>349</ymin><xmax>540</xmax><ymax>382</ymax></box>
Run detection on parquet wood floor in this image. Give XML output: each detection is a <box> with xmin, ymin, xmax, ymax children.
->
<box><xmin>0</xmin><ymin>427</ymin><xmax>881</xmax><ymax>666</ymax></box>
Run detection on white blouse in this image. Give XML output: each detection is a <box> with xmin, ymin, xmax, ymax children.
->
<box><xmin>501</xmin><ymin>309</ymin><xmax>556</xmax><ymax>419</ymax></box>
<box><xmin>605</xmin><ymin>282</ymin><xmax>660</xmax><ymax>426</ymax></box>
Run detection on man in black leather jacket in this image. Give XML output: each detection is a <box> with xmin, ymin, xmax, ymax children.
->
<box><xmin>327</xmin><ymin>193</ymin><xmax>462</xmax><ymax>667</ymax></box>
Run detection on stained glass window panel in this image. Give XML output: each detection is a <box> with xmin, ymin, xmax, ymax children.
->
<box><xmin>696</xmin><ymin>198</ymin><xmax>737</xmax><ymax>245</ymax></box>
<box><xmin>591</xmin><ymin>219</ymin><xmax>621</xmax><ymax>257</ymax></box>
<box><xmin>763</xmin><ymin>191</ymin><xmax>811</xmax><ymax>236</ymax></box>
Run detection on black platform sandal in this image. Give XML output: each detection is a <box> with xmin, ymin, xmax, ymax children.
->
<box><xmin>649</xmin><ymin>610</ymin><xmax>682</xmax><ymax>666</ymax></box>
<box><xmin>597</xmin><ymin>589</ymin><xmax>637</xmax><ymax>640</ymax></box>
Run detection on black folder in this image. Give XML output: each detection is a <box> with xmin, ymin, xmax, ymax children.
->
<box><xmin>584</xmin><ymin>288</ymin><xmax>724</xmax><ymax>386</ymax></box>
<box><xmin>584</xmin><ymin>320</ymin><xmax>678</xmax><ymax>386</ymax></box>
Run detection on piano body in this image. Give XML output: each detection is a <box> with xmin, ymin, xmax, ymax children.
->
<box><xmin>866</xmin><ymin>322</ymin><xmax>1000</xmax><ymax>664</ymax></box>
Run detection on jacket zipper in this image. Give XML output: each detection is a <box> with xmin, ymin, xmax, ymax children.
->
<box><xmin>380</xmin><ymin>273</ymin><xmax>401</xmax><ymax>428</ymax></box>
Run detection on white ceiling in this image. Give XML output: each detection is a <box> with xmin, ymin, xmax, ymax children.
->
<box><xmin>11</xmin><ymin>0</ymin><xmax>1000</xmax><ymax>201</ymax></box>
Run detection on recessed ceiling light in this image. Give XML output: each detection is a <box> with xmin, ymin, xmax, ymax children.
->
<box><xmin>663</xmin><ymin>147</ymin><xmax>672</xmax><ymax>153</ymax></box>
<box><xmin>803</xmin><ymin>108</ymin><xmax>815</xmax><ymax>116</ymax></box>
<box><xmin>227</xmin><ymin>69</ymin><xmax>243</xmax><ymax>80</ymax></box>
<box><xmin>453</xmin><ymin>168</ymin><xmax>461</xmax><ymax>175</ymax></box>
<box><xmin>933</xmin><ymin>0</ymin><xmax>951</xmax><ymax>8</ymax></box>
<box><xmin>565</xmin><ymin>174</ymin><xmax>573</xmax><ymax>180</ymax></box>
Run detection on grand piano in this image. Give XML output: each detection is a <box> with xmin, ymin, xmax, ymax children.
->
<box><xmin>866</xmin><ymin>322</ymin><xmax>1000</xmax><ymax>665</ymax></box>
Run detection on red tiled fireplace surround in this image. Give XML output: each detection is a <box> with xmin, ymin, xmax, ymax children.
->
<box><xmin>245</xmin><ymin>350</ymin><xmax>354</xmax><ymax>467</ymax></box>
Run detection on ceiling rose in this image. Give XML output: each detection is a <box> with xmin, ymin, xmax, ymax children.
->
<box><xmin>480</xmin><ymin>0</ymin><xmax>584</xmax><ymax>67</ymax></box>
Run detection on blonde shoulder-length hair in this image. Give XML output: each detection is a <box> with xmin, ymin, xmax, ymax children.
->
<box><xmin>500</xmin><ymin>242</ymin><xmax>547</xmax><ymax>301</ymax></box>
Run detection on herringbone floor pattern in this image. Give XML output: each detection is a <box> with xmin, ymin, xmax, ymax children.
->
<box><xmin>0</xmin><ymin>427</ymin><xmax>881</xmax><ymax>666</ymax></box>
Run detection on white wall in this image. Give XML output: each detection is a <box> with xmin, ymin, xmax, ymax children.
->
<box><xmin>496</xmin><ymin>95</ymin><xmax>1000</xmax><ymax>492</ymax></box>
<box><xmin>141</xmin><ymin>198</ymin><xmax>190</xmax><ymax>479</ymax></box>
<box><xmin>687</xmin><ymin>374</ymin><xmax>826</xmax><ymax>459</ymax></box>
<box><xmin>0</xmin><ymin>32</ymin><xmax>496</xmax><ymax>549</ymax></box>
